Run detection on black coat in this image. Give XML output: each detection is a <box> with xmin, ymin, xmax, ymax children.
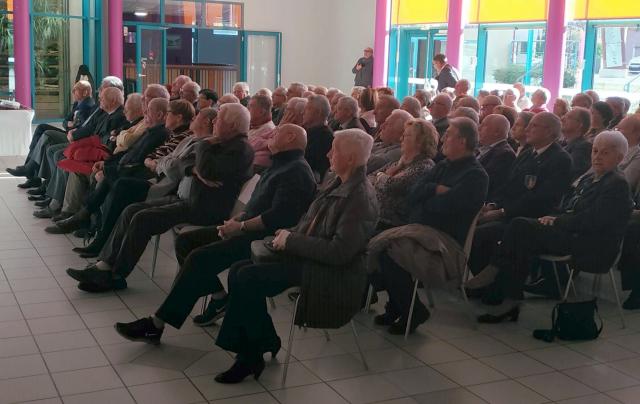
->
<box><xmin>435</xmin><ymin>64</ymin><xmax>459</xmax><ymax>92</ymax></box>
<box><xmin>353</xmin><ymin>56</ymin><xmax>374</xmax><ymax>87</ymax></box>
<box><xmin>564</xmin><ymin>137</ymin><xmax>592</xmax><ymax>180</ymax></box>
<box><xmin>556</xmin><ymin>170</ymin><xmax>632</xmax><ymax>273</ymax></box>
<box><xmin>495</xmin><ymin>142</ymin><xmax>572</xmax><ymax>219</ymax></box>
<box><xmin>185</xmin><ymin>134</ymin><xmax>254</xmax><ymax>225</ymax></box>
<box><xmin>63</xmin><ymin>97</ymin><xmax>96</xmax><ymax>131</ymax></box>
<box><xmin>478</xmin><ymin>140</ymin><xmax>516</xmax><ymax>202</ymax></box>
<box><xmin>409</xmin><ymin>155</ymin><xmax>489</xmax><ymax>246</ymax></box>
<box><xmin>304</xmin><ymin>124</ymin><xmax>334</xmax><ymax>181</ymax></box>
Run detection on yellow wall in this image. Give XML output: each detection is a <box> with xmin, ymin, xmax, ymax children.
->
<box><xmin>392</xmin><ymin>0</ymin><xmax>640</xmax><ymax>25</ymax></box>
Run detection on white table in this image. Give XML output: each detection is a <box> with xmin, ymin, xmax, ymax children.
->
<box><xmin>0</xmin><ymin>109</ymin><xmax>35</xmax><ymax>156</ymax></box>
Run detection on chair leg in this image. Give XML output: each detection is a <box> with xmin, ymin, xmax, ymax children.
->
<box><xmin>363</xmin><ymin>284</ymin><xmax>374</xmax><ymax>313</ymax></box>
<box><xmin>269</xmin><ymin>297</ymin><xmax>277</xmax><ymax>310</ymax></box>
<box><xmin>201</xmin><ymin>295</ymin><xmax>209</xmax><ymax>315</ymax></box>
<box><xmin>351</xmin><ymin>319</ymin><xmax>369</xmax><ymax>371</ymax></box>
<box><xmin>460</xmin><ymin>284</ymin><xmax>477</xmax><ymax>328</ymax></box>
<box><xmin>323</xmin><ymin>330</ymin><xmax>331</xmax><ymax>342</ymax></box>
<box><xmin>281</xmin><ymin>294</ymin><xmax>300</xmax><ymax>388</ymax></box>
<box><xmin>150</xmin><ymin>234</ymin><xmax>160</xmax><ymax>278</ymax></box>
<box><xmin>551</xmin><ymin>262</ymin><xmax>563</xmax><ymax>299</ymax></box>
<box><xmin>405</xmin><ymin>279</ymin><xmax>419</xmax><ymax>340</ymax></box>
<box><xmin>609</xmin><ymin>269</ymin><xmax>626</xmax><ymax>328</ymax></box>
<box><xmin>426</xmin><ymin>288</ymin><xmax>435</xmax><ymax>308</ymax></box>
<box><xmin>562</xmin><ymin>269</ymin><xmax>575</xmax><ymax>301</ymax></box>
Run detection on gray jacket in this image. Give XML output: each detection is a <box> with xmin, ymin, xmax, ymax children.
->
<box><xmin>353</xmin><ymin>57</ymin><xmax>374</xmax><ymax>87</ymax></box>
<box><xmin>146</xmin><ymin>135</ymin><xmax>204</xmax><ymax>200</ymax></box>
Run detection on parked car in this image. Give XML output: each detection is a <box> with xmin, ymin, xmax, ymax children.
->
<box><xmin>629</xmin><ymin>56</ymin><xmax>640</xmax><ymax>75</ymax></box>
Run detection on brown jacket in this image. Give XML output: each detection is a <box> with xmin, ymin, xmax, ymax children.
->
<box><xmin>286</xmin><ymin>165</ymin><xmax>379</xmax><ymax>328</ymax></box>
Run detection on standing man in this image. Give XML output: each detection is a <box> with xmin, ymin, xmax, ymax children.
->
<box><xmin>432</xmin><ymin>53</ymin><xmax>459</xmax><ymax>92</ymax></box>
<box><xmin>353</xmin><ymin>47</ymin><xmax>374</xmax><ymax>88</ymax></box>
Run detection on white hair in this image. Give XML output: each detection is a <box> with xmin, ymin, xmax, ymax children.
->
<box><xmin>334</xmin><ymin>129</ymin><xmax>374</xmax><ymax>166</ymax></box>
<box><xmin>182</xmin><ymin>81</ymin><xmax>201</xmax><ymax>94</ymax></box>
<box><xmin>125</xmin><ymin>93</ymin><xmax>143</xmax><ymax>113</ymax></box>
<box><xmin>256</xmin><ymin>88</ymin><xmax>272</xmax><ymax>98</ymax></box>
<box><xmin>220</xmin><ymin>103</ymin><xmax>250</xmax><ymax>134</ymax></box>
<box><xmin>288</xmin><ymin>97</ymin><xmax>308</xmax><ymax>114</ymax></box>
<box><xmin>338</xmin><ymin>96</ymin><xmax>360</xmax><ymax>118</ymax></box>
<box><xmin>234</xmin><ymin>81</ymin><xmax>250</xmax><ymax>93</ymax></box>
<box><xmin>389</xmin><ymin>108</ymin><xmax>413</xmax><ymax>122</ymax></box>
<box><xmin>145</xmin><ymin>83</ymin><xmax>170</xmax><ymax>100</ymax></box>
<box><xmin>308</xmin><ymin>94</ymin><xmax>331</xmax><ymax>120</ymax></box>
<box><xmin>101</xmin><ymin>76</ymin><xmax>124</xmax><ymax>91</ymax></box>
<box><xmin>596</xmin><ymin>130</ymin><xmax>629</xmax><ymax>157</ymax></box>
<box><xmin>102</xmin><ymin>86</ymin><xmax>124</xmax><ymax>107</ymax></box>
<box><xmin>290</xmin><ymin>82</ymin><xmax>307</xmax><ymax>93</ymax></box>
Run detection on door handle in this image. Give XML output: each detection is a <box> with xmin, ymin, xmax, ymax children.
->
<box><xmin>138</xmin><ymin>74</ymin><xmax>146</xmax><ymax>77</ymax></box>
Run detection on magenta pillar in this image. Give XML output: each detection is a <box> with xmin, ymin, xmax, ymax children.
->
<box><xmin>445</xmin><ymin>0</ymin><xmax>467</xmax><ymax>71</ymax></box>
<box><xmin>373</xmin><ymin>0</ymin><xmax>391</xmax><ymax>87</ymax></box>
<box><xmin>108</xmin><ymin>0</ymin><xmax>124</xmax><ymax>78</ymax></box>
<box><xmin>13</xmin><ymin>0</ymin><xmax>31</xmax><ymax>107</ymax></box>
<box><xmin>542</xmin><ymin>0</ymin><xmax>568</xmax><ymax>102</ymax></box>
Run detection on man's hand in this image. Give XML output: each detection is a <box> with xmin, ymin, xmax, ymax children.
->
<box><xmin>272</xmin><ymin>229</ymin><xmax>291</xmax><ymax>251</ymax></box>
<box><xmin>435</xmin><ymin>185</ymin><xmax>450</xmax><ymax>195</ymax></box>
<box><xmin>479</xmin><ymin>208</ymin><xmax>505</xmax><ymax>224</ymax></box>
<box><xmin>92</xmin><ymin>161</ymin><xmax>104</xmax><ymax>173</ymax></box>
<box><xmin>144</xmin><ymin>158</ymin><xmax>157</xmax><ymax>171</ymax></box>
<box><xmin>67</xmin><ymin>121</ymin><xmax>74</xmax><ymax>129</ymax></box>
<box><xmin>95</xmin><ymin>170</ymin><xmax>104</xmax><ymax>183</ymax></box>
<box><xmin>217</xmin><ymin>219</ymin><xmax>243</xmax><ymax>240</ymax></box>
<box><xmin>66</xmin><ymin>132</ymin><xmax>74</xmax><ymax>143</ymax></box>
<box><xmin>355</xmin><ymin>64</ymin><xmax>363</xmax><ymax>71</ymax></box>
<box><xmin>538</xmin><ymin>216</ymin><xmax>557</xmax><ymax>226</ymax></box>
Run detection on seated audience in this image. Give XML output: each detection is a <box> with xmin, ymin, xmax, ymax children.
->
<box><xmin>248</xmin><ymin>94</ymin><xmax>276</xmax><ymax>143</ymax></box>
<box><xmin>303</xmin><ymin>95</ymin><xmax>334</xmax><ymax>181</ymax></box>
<box><xmin>334</xmin><ymin>96</ymin><xmax>365</xmax><ymax>131</ymax></box>
<box><xmin>587</xmin><ymin>101</ymin><xmax>614</xmax><ymax>142</ymax></box>
<box><xmin>450</xmin><ymin>106</ymin><xmax>479</xmax><ymax>124</ymax></box>
<box><xmin>218</xmin><ymin>93</ymin><xmax>240</xmax><ymax>105</ymax></box>
<box><xmin>65</xmin><ymin>103</ymin><xmax>254</xmax><ymax>293</ymax></box>
<box><xmin>180</xmin><ymin>81</ymin><xmax>201</xmax><ymax>109</ymax></box>
<box><xmin>233</xmin><ymin>82</ymin><xmax>251</xmax><ymax>106</ymax></box>
<box><xmin>571</xmin><ymin>92</ymin><xmax>593</xmax><ymax>109</ymax></box>
<box><xmin>271</xmin><ymin>87</ymin><xmax>287</xmax><ymax>125</ymax></box>
<box><xmin>430</xmin><ymin>94</ymin><xmax>453</xmax><ymax>137</ymax></box>
<box><xmin>480</xmin><ymin>95</ymin><xmax>503</xmax><ymax>122</ymax></box>
<box><xmin>367</xmin><ymin>109</ymin><xmax>412</xmax><ymax>174</ymax></box>
<box><xmin>371</xmin><ymin>117</ymin><xmax>488</xmax><ymax>334</ymax></box>
<box><xmin>370</xmin><ymin>119</ymin><xmax>438</xmax><ymax>228</ymax></box>
<box><xmin>351</xmin><ymin>86</ymin><xmax>365</xmax><ymax>101</ymax></box>
<box><xmin>314</xmin><ymin>85</ymin><xmax>328</xmax><ymax>96</ymax></box>
<box><xmin>477</xmin><ymin>114</ymin><xmax>516</xmax><ymax>201</ymax></box>
<box><xmin>287</xmin><ymin>82</ymin><xmax>308</xmax><ymax>100</ymax></box>
<box><xmin>513</xmin><ymin>82</ymin><xmax>532</xmax><ymax>110</ymax></box>
<box><xmin>456</xmin><ymin>96</ymin><xmax>481</xmax><ymax>113</ymax></box>
<box><xmin>401</xmin><ymin>96</ymin><xmax>423</xmax><ymax>118</ymax></box>
<box><xmin>197</xmin><ymin>89</ymin><xmax>219</xmax><ymax>111</ymax></box>
<box><xmin>525</xmin><ymin>88</ymin><xmax>549</xmax><ymax>114</ymax></box>
<box><xmin>552</xmin><ymin>98</ymin><xmax>570</xmax><ymax>118</ymax></box>
<box><xmin>503</xmin><ymin>87</ymin><xmax>520</xmax><ymax>112</ymax></box>
<box><xmin>585</xmin><ymin>89</ymin><xmax>600</xmax><ymax>103</ymax></box>
<box><xmin>617</xmin><ymin>114</ymin><xmax>640</xmax><ymax>196</ymax></box>
<box><xmin>170</xmin><ymin>75</ymin><xmax>192</xmax><ymax>100</ymax></box>
<box><xmin>114</xmin><ymin>124</ymin><xmax>316</xmax><ymax>339</ymax></box>
<box><xmin>373</xmin><ymin>95</ymin><xmax>401</xmax><ymax>137</ymax></box>
<box><xmin>511</xmin><ymin>111</ymin><xmax>534</xmax><ymax>156</ymax></box>
<box><xmin>112</xmin><ymin>93</ymin><xmax>147</xmax><ymax>154</ymax></box>
<box><xmin>414</xmin><ymin>89</ymin><xmax>433</xmax><ymax>119</ymax></box>
<box><xmin>561</xmin><ymin>107</ymin><xmax>593</xmax><ymax>180</ymax></box>
<box><xmin>476</xmin><ymin>131</ymin><xmax>632</xmax><ymax>322</ymax></box>
<box><xmin>606</xmin><ymin>96</ymin><xmax>627</xmax><ymax>129</ymax></box>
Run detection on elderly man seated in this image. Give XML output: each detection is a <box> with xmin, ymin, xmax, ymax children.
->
<box><xmin>477</xmin><ymin>114</ymin><xmax>516</xmax><ymax>201</ymax></box>
<box><xmin>248</xmin><ymin>94</ymin><xmax>276</xmax><ymax>141</ymax></box>
<box><xmin>571</xmin><ymin>93</ymin><xmax>594</xmax><ymax>109</ymax></box>
<box><xmin>525</xmin><ymin>88</ymin><xmax>550</xmax><ymax>114</ymax></box>
<box><xmin>233</xmin><ymin>82</ymin><xmax>251</xmax><ymax>106</ymax></box>
<box><xmin>65</xmin><ymin>103</ymin><xmax>254</xmax><ymax>292</ymax></box>
<box><xmin>180</xmin><ymin>81</ymin><xmax>201</xmax><ymax>109</ymax></box>
<box><xmin>479</xmin><ymin>95</ymin><xmax>503</xmax><ymax>122</ymax></box>
<box><xmin>401</xmin><ymin>96</ymin><xmax>423</xmax><ymax>118</ymax></box>
<box><xmin>476</xmin><ymin>131</ymin><xmax>632</xmax><ymax>322</ymax></box>
<box><xmin>467</xmin><ymin>112</ymin><xmax>573</xmax><ymax>284</ymax></box>
<box><xmin>452</xmin><ymin>79</ymin><xmax>470</xmax><ymax>109</ymax></box>
<box><xmin>303</xmin><ymin>95</ymin><xmax>334</xmax><ymax>181</ymax></box>
<box><xmin>170</xmin><ymin>75</ymin><xmax>192</xmax><ymax>100</ymax></box>
<box><xmin>367</xmin><ymin>109</ymin><xmax>413</xmax><ymax>174</ymax></box>
<box><xmin>561</xmin><ymin>107</ymin><xmax>593</xmax><ymax>180</ymax></box>
<box><xmin>373</xmin><ymin>95</ymin><xmax>401</xmax><ymax>137</ymax></box>
<box><xmin>618</xmin><ymin>114</ymin><xmax>640</xmax><ymax>196</ymax></box>
<box><xmin>203</xmin><ymin>129</ymin><xmax>378</xmax><ymax>384</ymax></box>
<box><xmin>430</xmin><ymin>94</ymin><xmax>453</xmax><ymax>138</ymax></box>
<box><xmin>334</xmin><ymin>96</ymin><xmax>365</xmax><ymax>130</ymax></box>
<box><xmin>369</xmin><ymin>117</ymin><xmax>488</xmax><ymax>334</ymax></box>
<box><xmin>113</xmin><ymin>124</ymin><xmax>316</xmax><ymax>341</ymax></box>
<box><xmin>271</xmin><ymin>86</ymin><xmax>287</xmax><ymax>125</ymax></box>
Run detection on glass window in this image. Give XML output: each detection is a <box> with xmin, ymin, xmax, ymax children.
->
<box><xmin>0</xmin><ymin>11</ymin><xmax>13</xmax><ymax>96</ymax></box>
<box><xmin>204</xmin><ymin>2</ymin><xmax>242</xmax><ymax>28</ymax></box>
<box><xmin>461</xmin><ymin>26</ymin><xmax>478</xmax><ymax>91</ymax></box>
<box><xmin>165</xmin><ymin>0</ymin><xmax>202</xmax><ymax>25</ymax></box>
<box><xmin>482</xmin><ymin>27</ymin><xmax>546</xmax><ymax>91</ymax></box>
<box><xmin>561</xmin><ymin>21</ymin><xmax>586</xmax><ymax>99</ymax></box>
<box><xmin>592</xmin><ymin>25</ymin><xmax>640</xmax><ymax>110</ymax></box>
<box><xmin>123</xmin><ymin>0</ymin><xmax>161</xmax><ymax>23</ymax></box>
<box><xmin>32</xmin><ymin>0</ymin><xmax>84</xmax><ymax>16</ymax></box>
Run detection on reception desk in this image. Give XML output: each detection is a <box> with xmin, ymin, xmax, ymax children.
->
<box><xmin>0</xmin><ymin>109</ymin><xmax>34</xmax><ymax>156</ymax></box>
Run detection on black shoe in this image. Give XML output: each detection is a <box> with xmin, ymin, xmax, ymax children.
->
<box><xmin>387</xmin><ymin>308</ymin><xmax>430</xmax><ymax>335</ymax></box>
<box><xmin>45</xmin><ymin>215</ymin><xmax>89</xmax><ymax>234</ymax></box>
<box><xmin>73</xmin><ymin>228</ymin><xmax>90</xmax><ymax>238</ymax></box>
<box><xmin>115</xmin><ymin>317</ymin><xmax>163</xmax><ymax>345</ymax></box>
<box><xmin>66</xmin><ymin>264</ymin><xmax>101</xmax><ymax>283</ymax></box>
<box><xmin>623</xmin><ymin>290</ymin><xmax>640</xmax><ymax>310</ymax></box>
<box><xmin>27</xmin><ymin>185</ymin><xmax>46</xmax><ymax>196</ymax></box>
<box><xmin>17</xmin><ymin>177</ymin><xmax>41</xmax><ymax>189</ymax></box>
<box><xmin>53</xmin><ymin>211</ymin><xmax>74</xmax><ymax>222</ymax></box>
<box><xmin>214</xmin><ymin>359</ymin><xmax>265</xmax><ymax>384</ymax></box>
<box><xmin>34</xmin><ymin>207</ymin><xmax>58</xmax><ymax>219</ymax></box>
<box><xmin>34</xmin><ymin>198</ymin><xmax>52</xmax><ymax>208</ymax></box>
<box><xmin>477</xmin><ymin>306</ymin><xmax>520</xmax><ymax>324</ymax></box>
<box><xmin>28</xmin><ymin>194</ymin><xmax>47</xmax><ymax>202</ymax></box>
<box><xmin>78</xmin><ymin>275</ymin><xmax>127</xmax><ymax>293</ymax></box>
<box><xmin>523</xmin><ymin>277</ymin><xmax>561</xmax><ymax>299</ymax></box>
<box><xmin>260</xmin><ymin>336</ymin><xmax>281</xmax><ymax>359</ymax></box>
<box><xmin>374</xmin><ymin>312</ymin><xmax>399</xmax><ymax>326</ymax></box>
<box><xmin>6</xmin><ymin>166</ymin><xmax>28</xmax><ymax>177</ymax></box>
<box><xmin>193</xmin><ymin>296</ymin><xmax>229</xmax><ymax>327</ymax></box>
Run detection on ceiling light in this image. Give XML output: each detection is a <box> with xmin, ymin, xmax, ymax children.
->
<box><xmin>134</xmin><ymin>11</ymin><xmax>148</xmax><ymax>17</ymax></box>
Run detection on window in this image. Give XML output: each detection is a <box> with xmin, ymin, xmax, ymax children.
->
<box><xmin>0</xmin><ymin>3</ymin><xmax>13</xmax><ymax>97</ymax></box>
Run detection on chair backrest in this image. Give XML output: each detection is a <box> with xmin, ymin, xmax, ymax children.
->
<box><xmin>463</xmin><ymin>210</ymin><xmax>482</xmax><ymax>259</ymax></box>
<box><xmin>230</xmin><ymin>174</ymin><xmax>261</xmax><ymax>217</ymax></box>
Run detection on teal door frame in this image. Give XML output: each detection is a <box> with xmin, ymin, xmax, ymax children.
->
<box><xmin>135</xmin><ymin>25</ymin><xmax>167</xmax><ymax>91</ymax></box>
<box><xmin>241</xmin><ymin>31</ymin><xmax>283</xmax><ymax>88</ymax></box>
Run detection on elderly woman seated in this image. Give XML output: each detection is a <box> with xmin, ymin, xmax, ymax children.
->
<box><xmin>369</xmin><ymin>117</ymin><xmax>489</xmax><ymax>335</ymax></box>
<box><xmin>369</xmin><ymin>118</ymin><xmax>438</xmax><ymax>229</ymax></box>
<box><xmin>476</xmin><ymin>131</ymin><xmax>633</xmax><ymax>323</ymax></box>
<box><xmin>213</xmin><ymin>129</ymin><xmax>379</xmax><ymax>384</ymax></box>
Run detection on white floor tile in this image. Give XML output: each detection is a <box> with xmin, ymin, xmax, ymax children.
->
<box><xmin>555</xmin><ymin>393</ymin><xmax>623</xmax><ymax>404</ymax></box>
<box><xmin>43</xmin><ymin>346</ymin><xmax>109</xmax><ymax>372</ymax></box>
<box><xmin>447</xmin><ymin>335</ymin><xmax>515</xmax><ymax>358</ymax></box>
<box><xmin>114</xmin><ymin>363</ymin><xmax>185</xmax><ymax>386</ymax></box>
<box><xmin>382</xmin><ymin>366</ymin><xmax>457</xmax><ymax>395</ymax></box>
<box><xmin>329</xmin><ymin>374</ymin><xmax>406</xmax><ymax>404</ymax></box>
<box><xmin>524</xmin><ymin>345</ymin><xmax>598</xmax><ymax>370</ymax></box>
<box><xmin>563</xmin><ymin>364</ymin><xmax>639</xmax><ymax>392</ymax></box>
<box><xmin>518</xmin><ymin>371</ymin><xmax>597</xmax><ymax>401</ymax></box>
<box><xmin>258</xmin><ymin>361</ymin><xmax>323</xmax><ymax>390</ymax></box>
<box><xmin>190</xmin><ymin>374</ymin><xmax>265</xmax><ymax>401</ymax></box>
<box><xmin>301</xmin><ymin>353</ymin><xmax>370</xmax><ymax>381</ymax></box>
<box><xmin>468</xmin><ymin>380</ymin><xmax>548</xmax><ymax>404</ymax></box>
<box><xmin>480</xmin><ymin>352</ymin><xmax>553</xmax><ymax>378</ymax></box>
<box><xmin>62</xmin><ymin>388</ymin><xmax>136</xmax><ymax>404</ymax></box>
<box><xmin>20</xmin><ymin>300</ymin><xmax>76</xmax><ymax>319</ymax></box>
<box><xmin>402</xmin><ymin>340</ymin><xmax>472</xmax><ymax>364</ymax></box>
<box><xmin>34</xmin><ymin>329</ymin><xmax>97</xmax><ymax>353</ymax></box>
<box><xmin>209</xmin><ymin>393</ymin><xmax>279</xmax><ymax>404</ymax></box>
<box><xmin>0</xmin><ymin>354</ymin><xmax>48</xmax><ymax>380</ymax></box>
<box><xmin>606</xmin><ymin>385</ymin><xmax>640</xmax><ymax>403</ymax></box>
<box><xmin>271</xmin><ymin>383</ymin><xmax>349</xmax><ymax>404</ymax></box>
<box><xmin>27</xmin><ymin>314</ymin><xmax>86</xmax><ymax>335</ymax></box>
<box><xmin>0</xmin><ymin>374</ymin><xmax>58</xmax><ymax>404</ymax></box>
<box><xmin>412</xmin><ymin>388</ymin><xmax>487</xmax><ymax>404</ymax></box>
<box><xmin>0</xmin><ymin>335</ymin><xmax>39</xmax><ymax>358</ymax></box>
<box><xmin>51</xmin><ymin>366</ymin><xmax>123</xmax><ymax>396</ymax></box>
<box><xmin>129</xmin><ymin>378</ymin><xmax>206</xmax><ymax>404</ymax></box>
<box><xmin>432</xmin><ymin>359</ymin><xmax>507</xmax><ymax>386</ymax></box>
<box><xmin>0</xmin><ymin>305</ymin><xmax>23</xmax><ymax>322</ymax></box>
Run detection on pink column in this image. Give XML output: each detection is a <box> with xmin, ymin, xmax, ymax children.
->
<box><xmin>13</xmin><ymin>0</ymin><xmax>31</xmax><ymax>107</ymax></box>
<box><xmin>108</xmin><ymin>0</ymin><xmax>124</xmax><ymax>78</ymax></box>
<box><xmin>373</xmin><ymin>0</ymin><xmax>391</xmax><ymax>87</ymax></box>
<box><xmin>445</xmin><ymin>0</ymin><xmax>467</xmax><ymax>70</ymax></box>
<box><xmin>542</xmin><ymin>0</ymin><xmax>568</xmax><ymax>102</ymax></box>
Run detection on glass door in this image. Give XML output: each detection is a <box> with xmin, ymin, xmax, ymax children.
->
<box><xmin>123</xmin><ymin>26</ymin><xmax>166</xmax><ymax>94</ymax></box>
<box><xmin>242</xmin><ymin>31</ymin><xmax>281</xmax><ymax>92</ymax></box>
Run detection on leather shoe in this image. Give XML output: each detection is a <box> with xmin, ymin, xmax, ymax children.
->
<box><xmin>27</xmin><ymin>186</ymin><xmax>46</xmax><ymax>196</ymax></box>
<box><xmin>215</xmin><ymin>359</ymin><xmax>265</xmax><ymax>384</ymax></box>
<box><xmin>478</xmin><ymin>306</ymin><xmax>520</xmax><ymax>324</ymax></box>
<box><xmin>66</xmin><ymin>264</ymin><xmax>101</xmax><ymax>283</ymax></box>
<box><xmin>6</xmin><ymin>166</ymin><xmax>27</xmax><ymax>177</ymax></box>
<box><xmin>46</xmin><ymin>215</ymin><xmax>89</xmax><ymax>234</ymax></box>
<box><xmin>34</xmin><ymin>198</ymin><xmax>52</xmax><ymax>208</ymax></box>
<box><xmin>523</xmin><ymin>277</ymin><xmax>561</xmax><ymax>299</ymax></box>
<box><xmin>387</xmin><ymin>308</ymin><xmax>430</xmax><ymax>335</ymax></box>
<box><xmin>33</xmin><ymin>208</ymin><xmax>58</xmax><ymax>219</ymax></box>
<box><xmin>53</xmin><ymin>212</ymin><xmax>74</xmax><ymax>222</ymax></box>
<box><xmin>27</xmin><ymin>194</ymin><xmax>46</xmax><ymax>202</ymax></box>
<box><xmin>17</xmin><ymin>177</ymin><xmax>41</xmax><ymax>189</ymax></box>
<box><xmin>78</xmin><ymin>276</ymin><xmax>127</xmax><ymax>293</ymax></box>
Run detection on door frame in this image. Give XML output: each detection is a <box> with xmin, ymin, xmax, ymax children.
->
<box><xmin>241</xmin><ymin>30</ymin><xmax>282</xmax><ymax>89</ymax></box>
<box><xmin>135</xmin><ymin>25</ymin><xmax>167</xmax><ymax>92</ymax></box>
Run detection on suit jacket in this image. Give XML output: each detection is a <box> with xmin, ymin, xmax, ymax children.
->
<box><xmin>63</xmin><ymin>97</ymin><xmax>96</xmax><ymax>131</ymax></box>
<box><xmin>478</xmin><ymin>140</ymin><xmax>516</xmax><ymax>201</ymax></box>
<box><xmin>620</xmin><ymin>145</ymin><xmax>640</xmax><ymax>197</ymax></box>
<box><xmin>304</xmin><ymin>124</ymin><xmax>334</xmax><ymax>181</ymax></box>
<box><xmin>73</xmin><ymin>106</ymin><xmax>127</xmax><ymax>144</ymax></box>
<box><xmin>564</xmin><ymin>137</ymin><xmax>592</xmax><ymax>180</ymax></box>
<box><xmin>556</xmin><ymin>170</ymin><xmax>632</xmax><ymax>273</ymax></box>
<box><xmin>339</xmin><ymin>117</ymin><xmax>366</xmax><ymax>131</ymax></box>
<box><xmin>435</xmin><ymin>64</ymin><xmax>459</xmax><ymax>92</ymax></box>
<box><xmin>432</xmin><ymin>117</ymin><xmax>449</xmax><ymax>138</ymax></box>
<box><xmin>367</xmin><ymin>142</ymin><xmax>401</xmax><ymax>174</ymax></box>
<box><xmin>494</xmin><ymin>141</ymin><xmax>572</xmax><ymax>219</ymax></box>
<box><xmin>353</xmin><ymin>57</ymin><xmax>374</xmax><ymax>87</ymax></box>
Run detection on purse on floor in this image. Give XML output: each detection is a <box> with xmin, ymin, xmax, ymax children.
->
<box><xmin>533</xmin><ymin>298</ymin><xmax>603</xmax><ymax>342</ymax></box>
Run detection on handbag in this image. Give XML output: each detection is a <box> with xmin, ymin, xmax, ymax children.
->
<box><xmin>533</xmin><ymin>298</ymin><xmax>603</xmax><ymax>342</ymax></box>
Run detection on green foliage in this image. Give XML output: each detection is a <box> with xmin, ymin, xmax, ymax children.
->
<box><xmin>492</xmin><ymin>64</ymin><xmax>577</xmax><ymax>88</ymax></box>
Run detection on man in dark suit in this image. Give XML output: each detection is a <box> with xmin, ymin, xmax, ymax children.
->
<box><xmin>432</xmin><ymin>53</ymin><xmax>459</xmax><ymax>92</ymax></box>
<box><xmin>367</xmin><ymin>109</ymin><xmax>412</xmax><ymax>174</ymax></box>
<box><xmin>477</xmin><ymin>131</ymin><xmax>632</xmax><ymax>321</ymax></box>
<box><xmin>468</xmin><ymin>112</ymin><xmax>573</xmax><ymax>283</ymax></box>
<box><xmin>233</xmin><ymin>82</ymin><xmax>251</xmax><ymax>107</ymax></box>
<box><xmin>430</xmin><ymin>94</ymin><xmax>452</xmax><ymax>138</ymax></box>
<box><xmin>353</xmin><ymin>47</ymin><xmax>374</xmax><ymax>87</ymax></box>
<box><xmin>334</xmin><ymin>96</ymin><xmax>365</xmax><ymax>131</ymax></box>
<box><xmin>478</xmin><ymin>114</ymin><xmax>516</xmax><ymax>201</ymax></box>
<box><xmin>65</xmin><ymin>103</ymin><xmax>255</xmax><ymax>293</ymax></box>
<box><xmin>562</xmin><ymin>107</ymin><xmax>593</xmax><ymax>180</ymax></box>
<box><xmin>303</xmin><ymin>94</ymin><xmax>334</xmax><ymax>182</ymax></box>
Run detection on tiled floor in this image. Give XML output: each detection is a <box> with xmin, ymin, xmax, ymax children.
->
<box><xmin>1</xmin><ymin>154</ymin><xmax>640</xmax><ymax>403</ymax></box>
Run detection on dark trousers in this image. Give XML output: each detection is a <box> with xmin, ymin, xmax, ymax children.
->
<box><xmin>156</xmin><ymin>230</ymin><xmax>265</xmax><ymax>329</ymax></box>
<box><xmin>86</xmin><ymin>179</ymin><xmax>113</xmax><ymax>214</ymax></box>
<box><xmin>469</xmin><ymin>219</ymin><xmax>507</xmax><ymax>275</ymax></box>
<box><xmin>99</xmin><ymin>197</ymin><xmax>190</xmax><ymax>278</ymax></box>
<box><xmin>26</xmin><ymin>124</ymin><xmax>63</xmax><ymax>164</ymax></box>
<box><xmin>380</xmin><ymin>251</ymin><xmax>428</xmax><ymax>320</ymax></box>
<box><xmin>619</xmin><ymin>221</ymin><xmax>640</xmax><ymax>291</ymax></box>
<box><xmin>215</xmin><ymin>259</ymin><xmax>301</xmax><ymax>362</ymax></box>
<box><xmin>45</xmin><ymin>145</ymin><xmax>68</xmax><ymax>202</ymax></box>
<box><xmin>97</xmin><ymin>177</ymin><xmax>151</xmax><ymax>243</ymax></box>
<box><xmin>492</xmin><ymin>217</ymin><xmax>571</xmax><ymax>300</ymax></box>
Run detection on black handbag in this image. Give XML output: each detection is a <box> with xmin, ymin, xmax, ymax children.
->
<box><xmin>533</xmin><ymin>298</ymin><xmax>603</xmax><ymax>342</ymax></box>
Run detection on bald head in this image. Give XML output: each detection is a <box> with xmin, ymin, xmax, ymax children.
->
<box><xmin>145</xmin><ymin>97</ymin><xmax>169</xmax><ymax>127</ymax></box>
<box><xmin>171</xmin><ymin>75</ymin><xmax>192</xmax><ymax>99</ymax></box>
<box><xmin>100</xmin><ymin>87</ymin><xmax>124</xmax><ymax>113</ymax></box>
<box><xmin>430</xmin><ymin>94</ymin><xmax>453</xmax><ymax>120</ymax></box>
<box><xmin>401</xmin><ymin>96</ymin><xmax>422</xmax><ymax>118</ymax></box>
<box><xmin>480</xmin><ymin>95</ymin><xmax>503</xmax><ymax>121</ymax></box>
<box><xmin>617</xmin><ymin>114</ymin><xmax>640</xmax><ymax>148</ymax></box>
<box><xmin>374</xmin><ymin>95</ymin><xmax>401</xmax><ymax>126</ymax></box>
<box><xmin>571</xmin><ymin>93</ymin><xmax>593</xmax><ymax>109</ymax></box>
<box><xmin>379</xmin><ymin>109</ymin><xmax>412</xmax><ymax>145</ymax></box>
<box><xmin>454</xmin><ymin>79</ymin><xmax>470</xmax><ymax>97</ymax></box>
<box><xmin>526</xmin><ymin>112</ymin><xmax>561</xmax><ymax>148</ymax></box>
<box><xmin>479</xmin><ymin>114</ymin><xmax>510</xmax><ymax>146</ymax></box>
<box><xmin>180</xmin><ymin>81</ymin><xmax>201</xmax><ymax>103</ymax></box>
<box><xmin>269</xmin><ymin>123</ymin><xmax>307</xmax><ymax>154</ymax></box>
<box><xmin>450</xmin><ymin>106</ymin><xmax>479</xmax><ymax>124</ymax></box>
<box><xmin>219</xmin><ymin>93</ymin><xmax>240</xmax><ymax>105</ymax></box>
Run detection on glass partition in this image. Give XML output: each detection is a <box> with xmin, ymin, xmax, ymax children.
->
<box><xmin>0</xmin><ymin>4</ymin><xmax>13</xmax><ymax>97</ymax></box>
